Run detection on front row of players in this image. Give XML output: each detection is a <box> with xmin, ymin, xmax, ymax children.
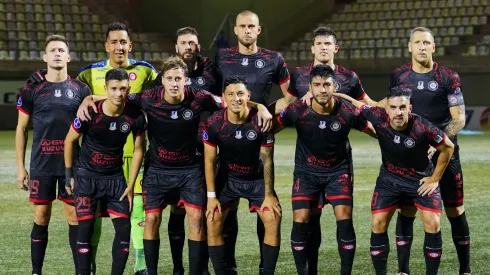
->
<box><xmin>69</xmin><ymin>63</ymin><xmax>454</xmax><ymax>275</ymax></box>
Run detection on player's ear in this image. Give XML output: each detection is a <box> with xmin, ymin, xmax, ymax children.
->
<box><xmin>334</xmin><ymin>44</ymin><xmax>339</xmax><ymax>54</ymax></box>
<box><xmin>408</xmin><ymin>40</ymin><xmax>412</xmax><ymax>53</ymax></box>
<box><xmin>409</xmin><ymin>104</ymin><xmax>413</xmax><ymax>112</ymax></box>
<box><xmin>67</xmin><ymin>53</ymin><xmax>71</xmax><ymax>63</ymax></box>
<box><xmin>104</xmin><ymin>41</ymin><xmax>110</xmax><ymax>53</ymax></box>
<box><xmin>197</xmin><ymin>44</ymin><xmax>201</xmax><ymax>53</ymax></box>
<box><xmin>247</xmin><ymin>90</ymin><xmax>251</xmax><ymax>99</ymax></box>
<box><xmin>234</xmin><ymin>25</ymin><xmax>238</xmax><ymax>36</ymax></box>
<box><xmin>257</xmin><ymin>25</ymin><xmax>262</xmax><ymax>35</ymax></box>
<box><xmin>175</xmin><ymin>44</ymin><xmax>179</xmax><ymax>54</ymax></box>
<box><xmin>128</xmin><ymin>41</ymin><xmax>133</xmax><ymax>53</ymax></box>
<box><xmin>42</xmin><ymin>52</ymin><xmax>47</xmax><ymax>63</ymax></box>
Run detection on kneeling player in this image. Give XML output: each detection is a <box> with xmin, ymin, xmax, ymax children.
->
<box><xmin>338</xmin><ymin>87</ymin><xmax>454</xmax><ymax>274</ymax></box>
<box><xmin>276</xmin><ymin>64</ymin><xmax>376</xmax><ymax>275</ymax></box>
<box><xmin>64</xmin><ymin>69</ymin><xmax>147</xmax><ymax>275</ymax></box>
<box><xmin>204</xmin><ymin>77</ymin><xmax>281</xmax><ymax>275</ymax></box>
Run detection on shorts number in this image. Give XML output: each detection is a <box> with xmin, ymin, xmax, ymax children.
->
<box><xmin>75</xmin><ymin>197</ymin><xmax>91</xmax><ymax>213</ymax></box>
<box><xmin>371</xmin><ymin>192</ymin><xmax>379</xmax><ymax>207</ymax></box>
<box><xmin>30</xmin><ymin>180</ymin><xmax>39</xmax><ymax>195</ymax></box>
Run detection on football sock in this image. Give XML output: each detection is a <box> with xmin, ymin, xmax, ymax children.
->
<box><xmin>424</xmin><ymin>231</ymin><xmax>442</xmax><ymax>275</ymax></box>
<box><xmin>262</xmin><ymin>244</ymin><xmax>280</xmax><ymax>275</ymax></box>
<box><xmin>208</xmin><ymin>245</ymin><xmax>226</xmax><ymax>275</ymax></box>
<box><xmin>68</xmin><ymin>224</ymin><xmax>78</xmax><ymax>272</ymax></box>
<box><xmin>395</xmin><ymin>214</ymin><xmax>415</xmax><ymax>274</ymax></box>
<box><xmin>223</xmin><ymin>208</ymin><xmax>238</xmax><ymax>269</ymax></box>
<box><xmin>307</xmin><ymin>214</ymin><xmax>321</xmax><ymax>275</ymax></box>
<box><xmin>111</xmin><ymin>218</ymin><xmax>131</xmax><ymax>275</ymax></box>
<box><xmin>337</xmin><ymin>219</ymin><xmax>356</xmax><ymax>275</ymax></box>
<box><xmin>168</xmin><ymin>211</ymin><xmax>186</xmax><ymax>272</ymax></box>
<box><xmin>91</xmin><ymin>216</ymin><xmax>102</xmax><ymax>274</ymax></box>
<box><xmin>448</xmin><ymin>212</ymin><xmax>471</xmax><ymax>274</ymax></box>
<box><xmin>188</xmin><ymin>240</ymin><xmax>206</xmax><ymax>275</ymax></box>
<box><xmin>31</xmin><ymin>223</ymin><xmax>48</xmax><ymax>274</ymax></box>
<box><xmin>77</xmin><ymin>219</ymin><xmax>95</xmax><ymax>275</ymax></box>
<box><xmin>291</xmin><ymin>222</ymin><xmax>308</xmax><ymax>275</ymax></box>
<box><xmin>370</xmin><ymin>232</ymin><xmax>389</xmax><ymax>275</ymax></box>
<box><xmin>143</xmin><ymin>239</ymin><xmax>160</xmax><ymax>275</ymax></box>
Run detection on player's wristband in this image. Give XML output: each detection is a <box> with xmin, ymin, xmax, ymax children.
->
<box><xmin>207</xmin><ymin>191</ymin><xmax>216</xmax><ymax>198</ymax></box>
<box><xmin>65</xmin><ymin>168</ymin><xmax>73</xmax><ymax>187</ymax></box>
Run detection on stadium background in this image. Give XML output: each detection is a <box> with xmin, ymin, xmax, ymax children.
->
<box><xmin>0</xmin><ymin>0</ymin><xmax>489</xmax><ymax>274</ymax></box>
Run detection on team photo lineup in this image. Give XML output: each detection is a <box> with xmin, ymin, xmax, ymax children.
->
<box><xmin>13</xmin><ymin>6</ymin><xmax>479</xmax><ymax>275</ymax></box>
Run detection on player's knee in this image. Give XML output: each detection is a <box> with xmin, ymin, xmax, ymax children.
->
<box><xmin>422</xmin><ymin>214</ymin><xmax>441</xmax><ymax>233</ymax></box>
<box><xmin>293</xmin><ymin>209</ymin><xmax>310</xmax><ymax>223</ymax></box>
<box><xmin>34</xmin><ymin>206</ymin><xmax>52</xmax><ymax>225</ymax></box>
<box><xmin>144</xmin><ymin>213</ymin><xmax>161</xmax><ymax>230</ymax></box>
<box><xmin>263</xmin><ymin>214</ymin><xmax>281</xmax><ymax>234</ymax></box>
<box><xmin>186</xmin><ymin>209</ymin><xmax>204</xmax><ymax>234</ymax></box>
<box><xmin>112</xmin><ymin>218</ymin><xmax>131</xmax><ymax>240</ymax></box>
<box><xmin>334</xmin><ymin>205</ymin><xmax>352</xmax><ymax>220</ymax></box>
<box><xmin>445</xmin><ymin>206</ymin><xmax>465</xmax><ymax>217</ymax></box>
<box><xmin>63</xmin><ymin>204</ymin><xmax>78</xmax><ymax>225</ymax></box>
<box><xmin>371</xmin><ymin>216</ymin><xmax>389</xmax><ymax>233</ymax></box>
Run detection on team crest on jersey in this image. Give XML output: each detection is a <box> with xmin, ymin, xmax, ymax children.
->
<box><xmin>417</xmin><ymin>81</ymin><xmax>424</xmax><ymax>90</ymax></box>
<box><xmin>73</xmin><ymin>118</ymin><xmax>81</xmax><ymax>129</ymax></box>
<box><xmin>54</xmin><ymin>89</ymin><xmax>62</xmax><ymax>97</ymax></box>
<box><xmin>241</xmin><ymin>58</ymin><xmax>249</xmax><ymax>66</ymax></box>
<box><xmin>246</xmin><ymin>130</ymin><xmax>257</xmax><ymax>140</ymax></box>
<box><xmin>129</xmin><ymin>93</ymin><xmax>136</xmax><ymax>100</ymax></box>
<box><xmin>394</xmin><ymin>135</ymin><xmax>400</xmax><ymax>144</ymax></box>
<box><xmin>17</xmin><ymin>97</ymin><xmax>22</xmax><ymax>106</ymax></box>
<box><xmin>109</xmin><ymin>122</ymin><xmax>117</xmax><ymax>131</ymax></box>
<box><xmin>428</xmin><ymin>81</ymin><xmax>438</xmax><ymax>91</ymax></box>
<box><xmin>186</xmin><ymin>78</ymin><xmax>192</xmax><ymax>85</ymax></box>
<box><xmin>235</xmin><ymin>130</ymin><xmax>243</xmax><ymax>139</ymax></box>
<box><xmin>434</xmin><ymin>135</ymin><xmax>443</xmax><ymax>143</ymax></box>
<box><xmin>196</xmin><ymin>77</ymin><xmax>205</xmax><ymax>86</ymax></box>
<box><xmin>319</xmin><ymin>121</ymin><xmax>326</xmax><ymax>129</ymax></box>
<box><xmin>182</xmin><ymin>109</ymin><xmax>193</xmax><ymax>120</ymax></box>
<box><xmin>65</xmin><ymin>89</ymin><xmax>74</xmax><ymax>99</ymax></box>
<box><xmin>335</xmin><ymin>81</ymin><xmax>341</xmax><ymax>91</ymax></box>
<box><xmin>330</xmin><ymin>121</ymin><xmax>341</xmax><ymax>131</ymax></box>
<box><xmin>129</xmin><ymin>72</ymin><xmax>137</xmax><ymax>81</ymax></box>
<box><xmin>255</xmin><ymin>59</ymin><xmax>265</xmax><ymax>68</ymax></box>
<box><xmin>120</xmin><ymin>122</ymin><xmax>130</xmax><ymax>133</ymax></box>
<box><xmin>404</xmin><ymin>138</ymin><xmax>415</xmax><ymax>148</ymax></box>
<box><xmin>171</xmin><ymin>111</ymin><xmax>178</xmax><ymax>119</ymax></box>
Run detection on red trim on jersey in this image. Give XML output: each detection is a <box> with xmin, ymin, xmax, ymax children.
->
<box><xmin>177</xmin><ymin>199</ymin><xmax>205</xmax><ymax>210</ymax></box>
<box><xmin>276</xmin><ymin>117</ymin><xmax>284</xmax><ymax>126</ymax></box>
<box><xmin>72</xmin><ymin>122</ymin><xmax>82</xmax><ymax>133</ymax></box>
<box><xmin>107</xmin><ymin>209</ymin><xmax>130</xmax><ymax>219</ymax></box>
<box><xmin>356</xmin><ymin>92</ymin><xmax>367</xmax><ymax>101</ymax></box>
<box><xmin>203</xmin><ymin>140</ymin><xmax>217</xmax><ymax>147</ymax></box>
<box><xmin>359</xmin><ymin>104</ymin><xmax>366</xmax><ymax>112</ymax></box>
<box><xmin>292</xmin><ymin>196</ymin><xmax>316</xmax><ymax>201</ymax></box>
<box><xmin>360</xmin><ymin>122</ymin><xmax>370</xmax><ymax>133</ymax></box>
<box><xmin>17</xmin><ymin>106</ymin><xmax>30</xmax><ymax>115</ymax></box>
<box><xmin>414</xmin><ymin>203</ymin><xmax>442</xmax><ymax>214</ymax></box>
<box><xmin>29</xmin><ymin>198</ymin><xmax>50</xmax><ymax>204</ymax></box>
<box><xmin>135</xmin><ymin>130</ymin><xmax>146</xmax><ymax>137</ymax></box>
<box><xmin>326</xmin><ymin>195</ymin><xmax>352</xmax><ymax>200</ymax></box>
<box><xmin>277</xmin><ymin>75</ymin><xmax>291</xmax><ymax>85</ymax></box>
<box><xmin>249</xmin><ymin>205</ymin><xmax>271</xmax><ymax>213</ymax></box>
<box><xmin>434</xmin><ymin>134</ymin><xmax>447</xmax><ymax>148</ymax></box>
<box><xmin>371</xmin><ymin>205</ymin><xmax>398</xmax><ymax>214</ymax></box>
<box><xmin>261</xmin><ymin>143</ymin><xmax>274</xmax><ymax>148</ymax></box>
<box><xmin>77</xmin><ymin>215</ymin><xmax>95</xmax><ymax>221</ymax></box>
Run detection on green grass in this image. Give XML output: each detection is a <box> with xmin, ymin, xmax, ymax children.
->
<box><xmin>1</xmin><ymin>130</ymin><xmax>489</xmax><ymax>274</ymax></box>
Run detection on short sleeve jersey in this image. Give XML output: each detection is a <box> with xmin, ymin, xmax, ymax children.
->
<box><xmin>277</xmin><ymin>98</ymin><xmax>368</xmax><ymax>175</ymax></box>
<box><xmin>129</xmin><ymin>86</ymin><xmax>223</xmax><ymax>169</ymax></box>
<box><xmin>288</xmin><ymin>63</ymin><xmax>366</xmax><ymax>100</ymax></box>
<box><xmin>17</xmin><ymin>77</ymin><xmax>92</xmax><ymax>176</ymax></box>
<box><xmin>203</xmin><ymin>109</ymin><xmax>274</xmax><ymax>180</ymax></box>
<box><xmin>215</xmin><ymin>47</ymin><xmax>290</xmax><ymax>105</ymax></box>
<box><xmin>72</xmin><ymin>100</ymin><xmax>146</xmax><ymax>176</ymax></box>
<box><xmin>361</xmin><ymin>105</ymin><xmax>447</xmax><ymax>183</ymax></box>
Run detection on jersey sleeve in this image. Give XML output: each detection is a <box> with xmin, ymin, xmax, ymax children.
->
<box><xmin>17</xmin><ymin>83</ymin><xmax>35</xmax><ymax>115</ymax></box>
<box><xmin>276</xmin><ymin>101</ymin><xmax>301</xmax><ymax>127</ymax></box>
<box><xmin>71</xmin><ymin>117</ymin><xmax>87</xmax><ymax>134</ymax></box>
<box><xmin>351</xmin><ymin>73</ymin><xmax>367</xmax><ymax>100</ymax></box>
<box><xmin>261</xmin><ymin>131</ymin><xmax>275</xmax><ymax>148</ymax></box>
<box><xmin>388</xmin><ymin>71</ymin><xmax>399</xmax><ymax>89</ymax></box>
<box><xmin>209</xmin><ymin>65</ymin><xmax>223</xmax><ymax>95</ymax></box>
<box><xmin>360</xmin><ymin>105</ymin><xmax>387</xmax><ymax>126</ymax></box>
<box><xmin>202</xmin><ymin>119</ymin><xmax>218</xmax><ymax>147</ymax></box>
<box><xmin>287</xmin><ymin>72</ymin><xmax>299</xmax><ymax>97</ymax></box>
<box><xmin>76</xmin><ymin>67</ymin><xmax>90</xmax><ymax>86</ymax></box>
<box><xmin>132</xmin><ymin>112</ymin><xmax>147</xmax><ymax>137</ymax></box>
<box><xmin>128</xmin><ymin>91</ymin><xmax>143</xmax><ymax>108</ymax></box>
<box><xmin>80</xmin><ymin>83</ymin><xmax>92</xmax><ymax>99</ymax></box>
<box><xmin>348</xmin><ymin>103</ymin><xmax>369</xmax><ymax>132</ymax></box>
<box><xmin>196</xmin><ymin>90</ymin><xmax>223</xmax><ymax>112</ymax></box>
<box><xmin>445</xmin><ymin>72</ymin><xmax>464</xmax><ymax>108</ymax></box>
<box><xmin>273</xmin><ymin>52</ymin><xmax>290</xmax><ymax>85</ymax></box>
<box><xmin>425</xmin><ymin>120</ymin><xmax>447</xmax><ymax>148</ymax></box>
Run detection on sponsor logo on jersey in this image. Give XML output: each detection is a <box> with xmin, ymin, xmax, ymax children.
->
<box><xmin>65</xmin><ymin>89</ymin><xmax>74</xmax><ymax>98</ymax></box>
<box><xmin>428</xmin><ymin>81</ymin><xmax>438</xmax><ymax>91</ymax></box>
<box><xmin>417</xmin><ymin>81</ymin><xmax>424</xmax><ymax>90</ymax></box>
<box><xmin>182</xmin><ymin>109</ymin><xmax>193</xmax><ymax>120</ymax></box>
<box><xmin>54</xmin><ymin>89</ymin><xmax>62</xmax><ymax>97</ymax></box>
<box><xmin>404</xmin><ymin>138</ymin><xmax>415</xmax><ymax>148</ymax></box>
<box><xmin>120</xmin><ymin>122</ymin><xmax>130</xmax><ymax>133</ymax></box>
<box><xmin>330</xmin><ymin>121</ymin><xmax>341</xmax><ymax>131</ymax></box>
<box><xmin>196</xmin><ymin>77</ymin><xmax>205</xmax><ymax>86</ymax></box>
<box><xmin>171</xmin><ymin>111</ymin><xmax>178</xmax><ymax>119</ymax></box>
<box><xmin>241</xmin><ymin>58</ymin><xmax>249</xmax><ymax>66</ymax></box>
<box><xmin>235</xmin><ymin>130</ymin><xmax>242</xmax><ymax>139</ymax></box>
<box><xmin>246</xmin><ymin>130</ymin><xmax>257</xmax><ymax>140</ymax></box>
<box><xmin>319</xmin><ymin>121</ymin><xmax>326</xmax><ymax>129</ymax></box>
<box><xmin>129</xmin><ymin>72</ymin><xmax>137</xmax><ymax>81</ymax></box>
<box><xmin>109</xmin><ymin>122</ymin><xmax>117</xmax><ymax>131</ymax></box>
<box><xmin>255</xmin><ymin>59</ymin><xmax>265</xmax><ymax>68</ymax></box>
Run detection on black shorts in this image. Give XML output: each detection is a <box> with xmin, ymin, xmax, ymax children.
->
<box><xmin>74</xmin><ymin>174</ymin><xmax>129</xmax><ymax>220</ymax></box>
<box><xmin>29</xmin><ymin>175</ymin><xmax>74</xmax><ymax>205</ymax></box>
<box><xmin>432</xmin><ymin>149</ymin><xmax>464</xmax><ymax>207</ymax></box>
<box><xmin>371</xmin><ymin>175</ymin><xmax>442</xmax><ymax>214</ymax></box>
<box><xmin>142</xmin><ymin>167</ymin><xmax>205</xmax><ymax>213</ymax></box>
<box><xmin>292</xmin><ymin>170</ymin><xmax>353</xmax><ymax>210</ymax></box>
<box><xmin>218</xmin><ymin>176</ymin><xmax>279</xmax><ymax>212</ymax></box>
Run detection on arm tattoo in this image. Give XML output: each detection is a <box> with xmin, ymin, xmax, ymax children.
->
<box><xmin>444</xmin><ymin>105</ymin><xmax>465</xmax><ymax>139</ymax></box>
<box><xmin>261</xmin><ymin>147</ymin><xmax>274</xmax><ymax>195</ymax></box>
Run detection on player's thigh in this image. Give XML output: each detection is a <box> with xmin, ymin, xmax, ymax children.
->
<box><xmin>438</xmin><ymin>156</ymin><xmax>465</xmax><ymax>211</ymax></box>
<box><xmin>292</xmin><ymin>170</ymin><xmax>324</xmax><ymax>214</ymax></box>
<box><xmin>73</xmin><ymin>175</ymin><xmax>99</xmax><ymax>221</ymax></box>
<box><xmin>29</xmin><ymin>175</ymin><xmax>57</xmax><ymax>204</ymax></box>
<box><xmin>412</xmin><ymin>187</ymin><xmax>442</xmax><ymax>233</ymax></box>
<box><xmin>324</xmin><ymin>172</ymin><xmax>353</xmax><ymax>210</ymax></box>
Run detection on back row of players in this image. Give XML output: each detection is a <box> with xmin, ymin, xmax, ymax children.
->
<box><xmin>16</xmin><ymin>9</ymin><xmax>470</xmax><ymax>275</ymax></box>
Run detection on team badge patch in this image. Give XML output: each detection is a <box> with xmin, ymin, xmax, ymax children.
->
<box><xmin>120</xmin><ymin>122</ymin><xmax>130</xmax><ymax>133</ymax></box>
<box><xmin>171</xmin><ymin>111</ymin><xmax>178</xmax><ymax>119</ymax></box>
<box><xmin>109</xmin><ymin>122</ymin><xmax>117</xmax><ymax>131</ymax></box>
<box><xmin>330</xmin><ymin>121</ymin><xmax>341</xmax><ymax>131</ymax></box>
<box><xmin>196</xmin><ymin>77</ymin><xmax>205</xmax><ymax>86</ymax></box>
<box><xmin>129</xmin><ymin>93</ymin><xmax>136</xmax><ymax>100</ymax></box>
<box><xmin>255</xmin><ymin>59</ymin><xmax>265</xmax><ymax>68</ymax></box>
<box><xmin>404</xmin><ymin>138</ymin><xmax>415</xmax><ymax>148</ymax></box>
<box><xmin>394</xmin><ymin>135</ymin><xmax>400</xmax><ymax>144</ymax></box>
<box><xmin>17</xmin><ymin>97</ymin><xmax>22</xmax><ymax>106</ymax></box>
<box><xmin>186</xmin><ymin>78</ymin><xmax>192</xmax><ymax>85</ymax></box>
<box><xmin>235</xmin><ymin>130</ymin><xmax>243</xmax><ymax>139</ymax></box>
<box><xmin>417</xmin><ymin>81</ymin><xmax>424</xmax><ymax>90</ymax></box>
<box><xmin>335</xmin><ymin>81</ymin><xmax>341</xmax><ymax>91</ymax></box>
<box><xmin>428</xmin><ymin>81</ymin><xmax>438</xmax><ymax>91</ymax></box>
<box><xmin>73</xmin><ymin>118</ymin><xmax>81</xmax><ymax>129</ymax></box>
<box><xmin>434</xmin><ymin>135</ymin><xmax>443</xmax><ymax>143</ymax></box>
<box><xmin>129</xmin><ymin>72</ymin><xmax>137</xmax><ymax>81</ymax></box>
<box><xmin>202</xmin><ymin>130</ymin><xmax>209</xmax><ymax>141</ymax></box>
<box><xmin>246</xmin><ymin>130</ymin><xmax>257</xmax><ymax>140</ymax></box>
<box><xmin>241</xmin><ymin>58</ymin><xmax>249</xmax><ymax>66</ymax></box>
<box><xmin>65</xmin><ymin>89</ymin><xmax>74</xmax><ymax>98</ymax></box>
<box><xmin>319</xmin><ymin>121</ymin><xmax>326</xmax><ymax>129</ymax></box>
<box><xmin>54</xmin><ymin>89</ymin><xmax>62</xmax><ymax>97</ymax></box>
<box><xmin>182</xmin><ymin>109</ymin><xmax>193</xmax><ymax>120</ymax></box>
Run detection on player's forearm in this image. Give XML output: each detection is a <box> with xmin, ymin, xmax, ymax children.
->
<box><xmin>273</xmin><ymin>96</ymin><xmax>296</xmax><ymax>115</ymax></box>
<box><xmin>247</xmin><ymin>101</ymin><xmax>264</xmax><ymax>111</ymax></box>
<box><xmin>64</xmin><ymin>140</ymin><xmax>75</xmax><ymax>169</ymax></box>
<box><xmin>334</xmin><ymin>93</ymin><xmax>363</xmax><ymax>108</ymax></box>
<box><xmin>128</xmin><ymin>149</ymin><xmax>144</xmax><ymax>187</ymax></box>
<box><xmin>432</xmin><ymin>146</ymin><xmax>454</xmax><ymax>181</ymax></box>
<box><xmin>375</xmin><ymin>98</ymin><xmax>387</xmax><ymax>107</ymax></box>
<box><xmin>204</xmin><ymin>156</ymin><xmax>217</xmax><ymax>192</ymax></box>
<box><xmin>444</xmin><ymin>107</ymin><xmax>465</xmax><ymax>139</ymax></box>
<box><xmin>92</xmin><ymin>95</ymin><xmax>107</xmax><ymax>101</ymax></box>
<box><xmin>15</xmin><ymin>125</ymin><xmax>28</xmax><ymax>168</ymax></box>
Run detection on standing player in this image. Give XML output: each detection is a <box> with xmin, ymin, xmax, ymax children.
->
<box><xmin>64</xmin><ymin>69</ymin><xmax>147</xmax><ymax>275</ymax></box>
<box><xmin>276</xmin><ymin>65</ymin><xmax>375</xmax><ymax>275</ymax></box>
<box><xmin>388</xmin><ymin>27</ymin><xmax>470</xmax><ymax>275</ymax></box>
<box><xmin>204</xmin><ymin>76</ymin><xmax>281</xmax><ymax>275</ymax></box>
<box><xmin>337</xmin><ymin>87</ymin><xmax>455</xmax><ymax>275</ymax></box>
<box><xmin>27</xmin><ymin>22</ymin><xmax>159</xmax><ymax>275</ymax></box>
<box><xmin>15</xmin><ymin>35</ymin><xmax>92</xmax><ymax>275</ymax></box>
<box><xmin>287</xmin><ymin>26</ymin><xmax>377</xmax><ymax>274</ymax></box>
<box><xmin>215</xmin><ymin>10</ymin><xmax>293</xmax><ymax>273</ymax></box>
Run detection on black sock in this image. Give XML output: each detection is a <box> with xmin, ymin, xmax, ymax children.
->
<box><xmin>223</xmin><ymin>208</ymin><xmax>238</xmax><ymax>269</ymax></box>
<box><xmin>370</xmin><ymin>232</ymin><xmax>389</xmax><ymax>275</ymax></box>
<box><xmin>448</xmin><ymin>212</ymin><xmax>471</xmax><ymax>274</ymax></box>
<box><xmin>188</xmin><ymin>240</ymin><xmax>206</xmax><ymax>275</ymax></box>
<box><xmin>208</xmin><ymin>245</ymin><xmax>226</xmax><ymax>275</ymax></box>
<box><xmin>111</xmin><ymin>218</ymin><xmax>131</xmax><ymax>275</ymax></box>
<box><xmin>144</xmin><ymin>239</ymin><xmax>160</xmax><ymax>275</ymax></box>
<box><xmin>395</xmin><ymin>214</ymin><xmax>415</xmax><ymax>274</ymax></box>
<box><xmin>31</xmin><ymin>223</ymin><xmax>48</xmax><ymax>274</ymax></box>
<box><xmin>168</xmin><ymin>211</ymin><xmax>186</xmax><ymax>272</ymax></box>
<box><xmin>200</xmin><ymin>236</ymin><xmax>209</xmax><ymax>273</ymax></box>
<box><xmin>257</xmin><ymin>215</ymin><xmax>266</xmax><ymax>270</ymax></box>
<box><xmin>68</xmin><ymin>224</ymin><xmax>78</xmax><ymax>273</ymax></box>
<box><xmin>77</xmin><ymin>219</ymin><xmax>95</xmax><ymax>275</ymax></box>
<box><xmin>337</xmin><ymin>219</ymin><xmax>356</xmax><ymax>275</ymax></box>
<box><xmin>424</xmin><ymin>231</ymin><xmax>442</xmax><ymax>275</ymax></box>
<box><xmin>307</xmin><ymin>214</ymin><xmax>321</xmax><ymax>275</ymax></box>
<box><xmin>262</xmin><ymin>244</ymin><xmax>280</xmax><ymax>275</ymax></box>
<box><xmin>291</xmin><ymin>222</ymin><xmax>309</xmax><ymax>275</ymax></box>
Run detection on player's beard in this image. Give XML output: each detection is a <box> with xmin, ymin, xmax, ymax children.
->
<box><xmin>238</xmin><ymin>36</ymin><xmax>257</xmax><ymax>48</ymax></box>
<box><xmin>181</xmin><ymin>51</ymin><xmax>198</xmax><ymax>74</ymax></box>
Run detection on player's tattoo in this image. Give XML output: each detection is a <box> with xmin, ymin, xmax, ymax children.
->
<box><xmin>444</xmin><ymin>105</ymin><xmax>466</xmax><ymax>139</ymax></box>
<box><xmin>260</xmin><ymin>146</ymin><xmax>274</xmax><ymax>196</ymax></box>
